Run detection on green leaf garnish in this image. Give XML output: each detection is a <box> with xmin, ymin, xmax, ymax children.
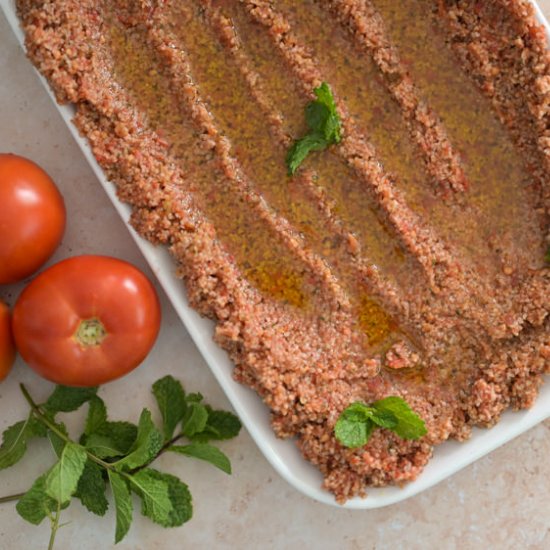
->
<box><xmin>94</xmin><ymin>421</ymin><xmax>138</xmax><ymax>455</ymax></box>
<box><xmin>44</xmin><ymin>386</ymin><xmax>98</xmax><ymax>413</ymax></box>
<box><xmin>0</xmin><ymin>416</ymin><xmax>46</xmax><ymax>469</ymax></box>
<box><xmin>181</xmin><ymin>402</ymin><xmax>209</xmax><ymax>438</ymax></box>
<box><xmin>84</xmin><ymin>433</ymin><xmax>127</xmax><ymax>459</ymax></box>
<box><xmin>44</xmin><ymin>442</ymin><xmax>87</xmax><ymax>504</ymax></box>
<box><xmin>108</xmin><ymin>471</ymin><xmax>133</xmax><ymax>544</ymax></box>
<box><xmin>129</xmin><ymin>468</ymin><xmax>173</xmax><ymax>527</ymax></box>
<box><xmin>545</xmin><ymin>246</ymin><xmax>550</xmax><ymax>265</ymax></box>
<box><xmin>334</xmin><ymin>397</ymin><xmax>427</xmax><ymax>448</ymax></box>
<box><xmin>0</xmin><ymin>378</ymin><xmax>241</xmax><ymax>546</ymax></box>
<box><xmin>371</xmin><ymin>396</ymin><xmax>428</xmax><ymax>440</ymax></box>
<box><xmin>16</xmin><ymin>474</ymin><xmax>58</xmax><ymax>526</ymax></box>
<box><xmin>74</xmin><ymin>460</ymin><xmax>108</xmax><ymax>516</ymax></box>
<box><xmin>286</xmin><ymin>82</ymin><xmax>342</xmax><ymax>175</ymax></box>
<box><xmin>152</xmin><ymin>375</ymin><xmax>187</xmax><ymax>442</ymax></box>
<box><xmin>83</xmin><ymin>396</ymin><xmax>108</xmax><ymax>436</ymax></box>
<box><xmin>191</xmin><ymin>408</ymin><xmax>242</xmax><ymax>443</ymax></box>
<box><xmin>47</xmin><ymin>421</ymin><xmax>68</xmax><ymax>458</ymax></box>
<box><xmin>168</xmin><ymin>442</ymin><xmax>232</xmax><ymax>474</ymax></box>
<box><xmin>131</xmin><ymin>468</ymin><xmax>192</xmax><ymax>527</ymax></box>
<box><xmin>113</xmin><ymin>409</ymin><xmax>163</xmax><ymax>470</ymax></box>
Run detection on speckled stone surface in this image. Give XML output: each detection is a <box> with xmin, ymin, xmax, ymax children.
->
<box><xmin>0</xmin><ymin>3</ymin><xmax>549</xmax><ymax>549</ymax></box>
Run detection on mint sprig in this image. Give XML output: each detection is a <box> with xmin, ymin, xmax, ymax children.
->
<box><xmin>335</xmin><ymin>396</ymin><xmax>427</xmax><ymax>448</ymax></box>
<box><xmin>0</xmin><ymin>375</ymin><xmax>242</xmax><ymax>547</ymax></box>
<box><xmin>286</xmin><ymin>82</ymin><xmax>342</xmax><ymax>175</ymax></box>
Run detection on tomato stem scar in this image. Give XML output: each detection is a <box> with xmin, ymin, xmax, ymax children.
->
<box><xmin>74</xmin><ymin>318</ymin><xmax>106</xmax><ymax>347</ymax></box>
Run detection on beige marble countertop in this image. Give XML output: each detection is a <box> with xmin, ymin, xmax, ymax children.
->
<box><xmin>1</xmin><ymin>3</ymin><xmax>549</xmax><ymax>549</ymax></box>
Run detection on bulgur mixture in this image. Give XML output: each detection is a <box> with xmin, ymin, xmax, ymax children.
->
<box><xmin>17</xmin><ymin>0</ymin><xmax>550</xmax><ymax>502</ymax></box>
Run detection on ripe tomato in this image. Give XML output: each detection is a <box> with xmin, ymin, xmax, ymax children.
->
<box><xmin>0</xmin><ymin>154</ymin><xmax>66</xmax><ymax>284</ymax></box>
<box><xmin>0</xmin><ymin>300</ymin><xmax>16</xmax><ymax>381</ymax></box>
<box><xmin>12</xmin><ymin>255</ymin><xmax>161</xmax><ymax>386</ymax></box>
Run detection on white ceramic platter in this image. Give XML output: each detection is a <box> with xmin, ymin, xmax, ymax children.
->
<box><xmin>1</xmin><ymin>0</ymin><xmax>549</xmax><ymax>510</ymax></box>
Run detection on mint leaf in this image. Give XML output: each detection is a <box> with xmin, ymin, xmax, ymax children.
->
<box><xmin>84</xmin><ymin>396</ymin><xmax>108</xmax><ymax>436</ymax></box>
<box><xmin>75</xmin><ymin>460</ymin><xmax>108</xmax><ymax>516</ymax></box>
<box><xmin>196</xmin><ymin>408</ymin><xmax>242</xmax><ymax>442</ymax></box>
<box><xmin>334</xmin><ymin>412</ymin><xmax>375</xmax><ymax>448</ymax></box>
<box><xmin>286</xmin><ymin>133</ymin><xmax>327</xmax><ymax>175</ymax></box>
<box><xmin>369</xmin><ymin>409</ymin><xmax>398</xmax><ymax>430</ymax></box>
<box><xmin>307</xmin><ymin>82</ymin><xmax>341</xmax><ymax>143</ymax></box>
<box><xmin>371</xmin><ymin>397</ymin><xmax>427</xmax><ymax>440</ymax></box>
<box><xmin>44</xmin><ymin>386</ymin><xmax>98</xmax><ymax>413</ymax></box>
<box><xmin>152</xmin><ymin>376</ymin><xmax>186</xmax><ymax>441</ymax></box>
<box><xmin>181</xmin><ymin>403</ymin><xmax>208</xmax><ymax>438</ymax></box>
<box><xmin>47</xmin><ymin>421</ymin><xmax>68</xmax><ymax>458</ymax></box>
<box><xmin>0</xmin><ymin>416</ymin><xmax>46</xmax><ymax>469</ymax></box>
<box><xmin>114</xmin><ymin>410</ymin><xmax>163</xmax><ymax>470</ymax></box>
<box><xmin>335</xmin><ymin>397</ymin><xmax>426</xmax><ymax>448</ymax></box>
<box><xmin>16</xmin><ymin>474</ymin><xmax>58</xmax><ymax>525</ymax></box>
<box><xmin>305</xmin><ymin>102</ymin><xmax>331</xmax><ymax>133</ymax></box>
<box><xmin>85</xmin><ymin>433</ymin><xmax>126</xmax><ymax>459</ymax></box>
<box><xmin>186</xmin><ymin>393</ymin><xmax>203</xmax><ymax>404</ymax></box>
<box><xmin>95</xmin><ymin>421</ymin><xmax>137</xmax><ymax>454</ymax></box>
<box><xmin>108</xmin><ymin>470</ymin><xmax>133</xmax><ymax>544</ymax></box>
<box><xmin>338</xmin><ymin>402</ymin><xmax>374</xmax><ymax>422</ymax></box>
<box><xmin>133</xmin><ymin>468</ymin><xmax>192</xmax><ymax>527</ymax></box>
<box><xmin>44</xmin><ymin>442</ymin><xmax>87</xmax><ymax>504</ymax></box>
<box><xmin>286</xmin><ymin>82</ymin><xmax>341</xmax><ymax>174</ymax></box>
<box><xmin>168</xmin><ymin>443</ymin><xmax>232</xmax><ymax>474</ymax></box>
<box><xmin>128</xmin><ymin>469</ymin><xmax>173</xmax><ymax>527</ymax></box>
<box><xmin>312</xmin><ymin>81</ymin><xmax>339</xmax><ymax>115</ymax></box>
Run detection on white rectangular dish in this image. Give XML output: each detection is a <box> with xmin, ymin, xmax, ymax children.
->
<box><xmin>1</xmin><ymin>0</ymin><xmax>549</xmax><ymax>509</ymax></box>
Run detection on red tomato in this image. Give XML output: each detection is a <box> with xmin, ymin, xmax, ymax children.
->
<box><xmin>0</xmin><ymin>300</ymin><xmax>16</xmax><ymax>381</ymax></box>
<box><xmin>12</xmin><ymin>255</ymin><xmax>161</xmax><ymax>386</ymax></box>
<box><xmin>0</xmin><ymin>154</ymin><xmax>66</xmax><ymax>284</ymax></box>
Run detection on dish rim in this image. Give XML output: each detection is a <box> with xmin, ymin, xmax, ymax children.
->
<box><xmin>1</xmin><ymin>0</ymin><xmax>549</xmax><ymax>510</ymax></box>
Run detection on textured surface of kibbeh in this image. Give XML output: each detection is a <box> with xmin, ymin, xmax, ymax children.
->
<box><xmin>16</xmin><ymin>0</ymin><xmax>549</xmax><ymax>502</ymax></box>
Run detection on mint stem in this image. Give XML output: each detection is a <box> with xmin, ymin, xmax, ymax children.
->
<box><xmin>19</xmin><ymin>384</ymin><xmax>114</xmax><ymax>471</ymax></box>
<box><xmin>129</xmin><ymin>432</ymin><xmax>187</xmax><ymax>474</ymax></box>
<box><xmin>47</xmin><ymin>499</ymin><xmax>61</xmax><ymax>550</ymax></box>
<box><xmin>0</xmin><ymin>492</ymin><xmax>25</xmax><ymax>504</ymax></box>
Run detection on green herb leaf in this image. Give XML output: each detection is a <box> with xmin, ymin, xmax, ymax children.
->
<box><xmin>0</xmin><ymin>417</ymin><xmax>46</xmax><ymax>469</ymax></box>
<box><xmin>44</xmin><ymin>386</ymin><xmax>98</xmax><ymax>414</ymax></box>
<box><xmin>545</xmin><ymin>246</ymin><xmax>550</xmax><ymax>265</ymax></box>
<box><xmin>168</xmin><ymin>443</ymin><xmax>232</xmax><ymax>474</ymax></box>
<box><xmin>75</xmin><ymin>460</ymin><xmax>108</xmax><ymax>516</ymax></box>
<box><xmin>185</xmin><ymin>392</ymin><xmax>204</xmax><ymax>404</ymax></box>
<box><xmin>1</xmin><ymin>379</ymin><xmax>238</xmax><ymax>546</ymax></box>
<box><xmin>286</xmin><ymin>133</ymin><xmax>328</xmax><ymax>176</ymax></box>
<box><xmin>371</xmin><ymin>397</ymin><xmax>427</xmax><ymax>440</ymax></box>
<box><xmin>181</xmin><ymin>403</ymin><xmax>209</xmax><ymax>439</ymax></box>
<box><xmin>334</xmin><ymin>411</ymin><xmax>375</xmax><ymax>448</ymax></box>
<box><xmin>334</xmin><ymin>397</ymin><xmax>426</xmax><ymax>448</ymax></box>
<box><xmin>95</xmin><ymin>421</ymin><xmax>138</xmax><ymax>454</ymax></box>
<box><xmin>16</xmin><ymin>474</ymin><xmax>58</xmax><ymax>526</ymax></box>
<box><xmin>128</xmin><ymin>469</ymin><xmax>173</xmax><ymax>527</ymax></box>
<box><xmin>44</xmin><ymin>442</ymin><xmax>87</xmax><ymax>504</ymax></box>
<box><xmin>108</xmin><ymin>470</ymin><xmax>133</xmax><ymax>544</ymax></box>
<box><xmin>85</xmin><ymin>433</ymin><xmax>126</xmax><ymax>459</ymax></box>
<box><xmin>307</xmin><ymin>82</ymin><xmax>341</xmax><ymax>143</ymax></box>
<box><xmin>152</xmin><ymin>375</ymin><xmax>187</xmax><ymax>442</ymax></box>
<box><xmin>134</xmin><ymin>468</ymin><xmax>192</xmax><ymax>526</ymax></box>
<box><xmin>192</xmin><ymin>408</ymin><xmax>242</xmax><ymax>442</ymax></box>
<box><xmin>369</xmin><ymin>409</ymin><xmax>398</xmax><ymax>429</ymax></box>
<box><xmin>286</xmin><ymin>82</ymin><xmax>341</xmax><ymax>175</ymax></box>
<box><xmin>47</xmin><ymin>421</ymin><xmax>68</xmax><ymax>458</ymax></box>
<box><xmin>84</xmin><ymin>396</ymin><xmax>108</xmax><ymax>436</ymax></box>
<box><xmin>114</xmin><ymin>410</ymin><xmax>163</xmax><ymax>470</ymax></box>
